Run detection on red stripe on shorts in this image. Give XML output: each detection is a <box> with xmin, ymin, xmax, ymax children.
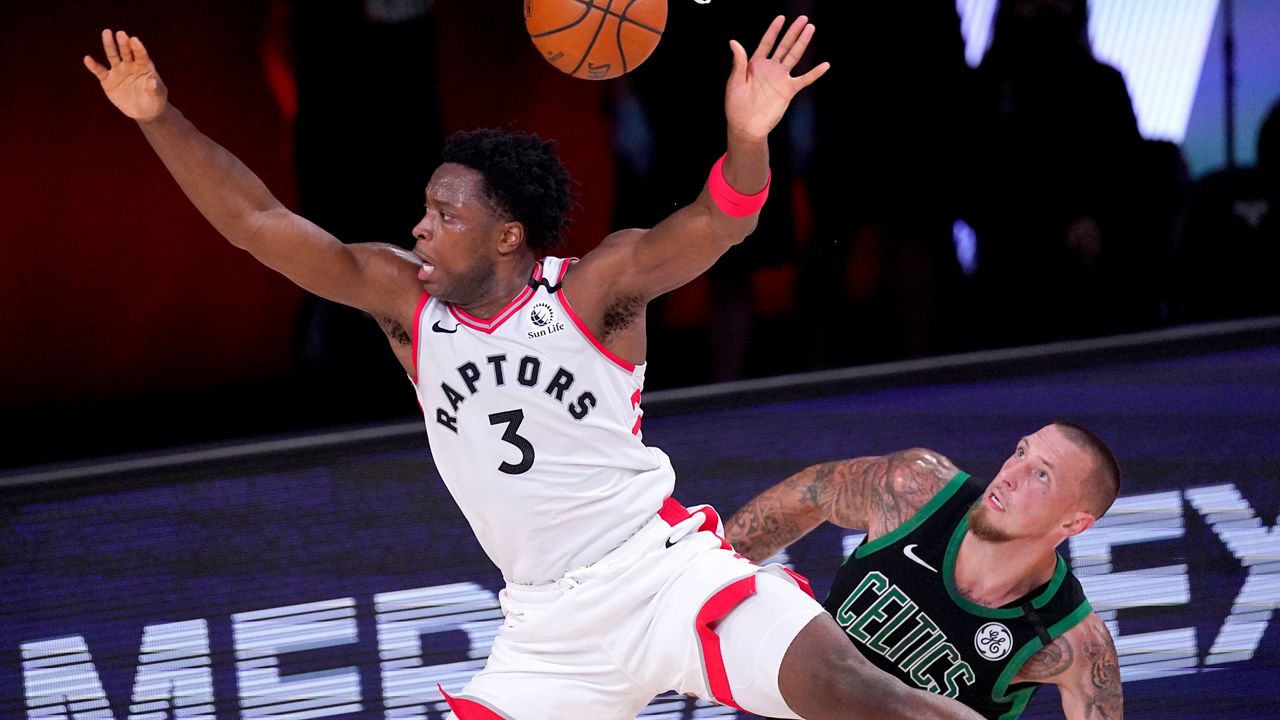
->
<box><xmin>657</xmin><ymin>498</ymin><xmax>735</xmax><ymax>551</ymax></box>
<box><xmin>696</xmin><ymin>575</ymin><xmax>757</xmax><ymax>711</ymax></box>
<box><xmin>781</xmin><ymin>566</ymin><xmax>816</xmax><ymax>599</ymax></box>
<box><xmin>439</xmin><ymin>685</ymin><xmax>507</xmax><ymax>719</ymax></box>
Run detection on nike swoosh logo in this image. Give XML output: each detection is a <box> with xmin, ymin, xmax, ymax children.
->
<box><xmin>903</xmin><ymin>544</ymin><xmax>937</xmax><ymax>573</ymax></box>
<box><xmin>432</xmin><ymin>321</ymin><xmax>458</xmax><ymax>334</ymax></box>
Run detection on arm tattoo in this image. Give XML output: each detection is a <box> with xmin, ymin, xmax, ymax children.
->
<box><xmin>376</xmin><ymin>316</ymin><xmax>411</xmax><ymax>347</ymax></box>
<box><xmin>830</xmin><ymin>449</ymin><xmax>958</xmax><ymax>536</ymax></box>
<box><xmin>722</xmin><ymin>502</ymin><xmax>803</xmax><ymax>562</ymax></box>
<box><xmin>724</xmin><ymin>462</ymin><xmax>835</xmax><ymax>561</ymax></box>
<box><xmin>1051</xmin><ymin>615</ymin><xmax>1124</xmax><ymax>719</ymax></box>
<box><xmin>724</xmin><ymin>449</ymin><xmax>957</xmax><ymax>561</ymax></box>
<box><xmin>1020</xmin><ymin>636</ymin><xmax>1074</xmax><ymax>680</ymax></box>
<box><xmin>1081</xmin><ymin>625</ymin><xmax>1123</xmax><ymax>719</ymax></box>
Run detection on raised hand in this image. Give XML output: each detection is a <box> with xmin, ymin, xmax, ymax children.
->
<box><xmin>725</xmin><ymin>16</ymin><xmax>829</xmax><ymax>142</ymax></box>
<box><xmin>84</xmin><ymin>30</ymin><xmax>168</xmax><ymax>122</ymax></box>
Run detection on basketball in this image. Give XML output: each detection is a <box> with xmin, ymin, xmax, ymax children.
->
<box><xmin>525</xmin><ymin>0</ymin><xmax>667</xmax><ymax>80</ymax></box>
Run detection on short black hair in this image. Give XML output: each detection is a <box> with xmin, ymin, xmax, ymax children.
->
<box><xmin>441</xmin><ymin>128</ymin><xmax>574</xmax><ymax>253</ymax></box>
<box><xmin>1052</xmin><ymin>420</ymin><xmax>1121</xmax><ymax>519</ymax></box>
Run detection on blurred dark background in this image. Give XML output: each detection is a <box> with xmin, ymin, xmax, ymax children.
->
<box><xmin>3</xmin><ymin>0</ymin><xmax>1278</xmax><ymax>470</ymax></box>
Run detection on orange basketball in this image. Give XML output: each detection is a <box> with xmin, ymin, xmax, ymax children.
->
<box><xmin>525</xmin><ymin>0</ymin><xmax>667</xmax><ymax>80</ymax></box>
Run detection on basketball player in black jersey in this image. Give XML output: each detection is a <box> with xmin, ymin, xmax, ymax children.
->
<box><xmin>726</xmin><ymin>422</ymin><xmax>1124</xmax><ymax>719</ymax></box>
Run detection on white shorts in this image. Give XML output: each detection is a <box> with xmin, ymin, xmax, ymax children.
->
<box><xmin>442</xmin><ymin>499</ymin><xmax>825</xmax><ymax>720</ymax></box>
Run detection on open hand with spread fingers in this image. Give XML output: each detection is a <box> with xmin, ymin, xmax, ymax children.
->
<box><xmin>84</xmin><ymin>29</ymin><xmax>168</xmax><ymax>122</ymax></box>
<box><xmin>725</xmin><ymin>16</ymin><xmax>830</xmax><ymax>142</ymax></box>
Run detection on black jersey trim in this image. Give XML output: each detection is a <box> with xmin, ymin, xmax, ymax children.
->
<box><xmin>990</xmin><ymin>600</ymin><xmax>1093</xmax><ymax>720</ymax></box>
<box><xmin>528</xmin><ymin>276</ymin><xmax>564</xmax><ymax>293</ymax></box>
<box><xmin>1021</xmin><ymin>602</ymin><xmax>1054</xmax><ymax>647</ymax></box>
<box><xmin>854</xmin><ymin>471</ymin><xmax>970</xmax><ymax>560</ymax></box>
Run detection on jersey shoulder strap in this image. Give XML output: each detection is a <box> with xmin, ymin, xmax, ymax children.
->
<box><xmin>853</xmin><ymin>471</ymin><xmax>983</xmax><ymax>560</ymax></box>
<box><xmin>529</xmin><ymin>256</ymin><xmax>577</xmax><ymax>293</ymax></box>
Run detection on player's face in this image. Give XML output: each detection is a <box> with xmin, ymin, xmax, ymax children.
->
<box><xmin>410</xmin><ymin>163</ymin><xmax>508</xmax><ymax>304</ymax></box>
<box><xmin>969</xmin><ymin>425</ymin><xmax>1090</xmax><ymax>543</ymax></box>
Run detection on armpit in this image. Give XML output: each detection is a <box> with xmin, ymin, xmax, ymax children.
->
<box><xmin>601</xmin><ymin>295</ymin><xmax>643</xmax><ymax>344</ymax></box>
<box><xmin>376</xmin><ymin>315</ymin><xmax>412</xmax><ymax>347</ymax></box>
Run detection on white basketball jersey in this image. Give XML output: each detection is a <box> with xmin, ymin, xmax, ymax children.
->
<box><xmin>411</xmin><ymin>257</ymin><xmax>675</xmax><ymax>584</ymax></box>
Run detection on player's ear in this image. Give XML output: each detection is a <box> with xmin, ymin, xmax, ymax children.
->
<box><xmin>1062</xmin><ymin>511</ymin><xmax>1095</xmax><ymax>538</ymax></box>
<box><xmin>497</xmin><ymin>221</ymin><xmax>525</xmax><ymax>255</ymax></box>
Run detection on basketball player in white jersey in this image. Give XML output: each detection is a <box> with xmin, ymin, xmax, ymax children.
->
<box><xmin>86</xmin><ymin>18</ymin><xmax>983</xmax><ymax>720</ymax></box>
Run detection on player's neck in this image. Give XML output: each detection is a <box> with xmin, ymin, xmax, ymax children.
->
<box><xmin>953</xmin><ymin>532</ymin><xmax>1058</xmax><ymax>609</ymax></box>
<box><xmin>455</xmin><ymin>256</ymin><xmax>538</xmax><ymax>320</ymax></box>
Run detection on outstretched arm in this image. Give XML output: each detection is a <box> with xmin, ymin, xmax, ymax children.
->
<box><xmin>83</xmin><ymin>30</ymin><xmax>420</xmax><ymax>324</ymax></box>
<box><xmin>568</xmin><ymin>16</ymin><xmax>829</xmax><ymax>305</ymax></box>
<box><xmin>1016</xmin><ymin>613</ymin><xmax>1124</xmax><ymax>719</ymax></box>
<box><xmin>724</xmin><ymin>449</ymin><xmax>958</xmax><ymax>562</ymax></box>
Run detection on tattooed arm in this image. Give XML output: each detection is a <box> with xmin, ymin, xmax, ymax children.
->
<box><xmin>723</xmin><ymin>448</ymin><xmax>959</xmax><ymax>562</ymax></box>
<box><xmin>1015</xmin><ymin>613</ymin><xmax>1124</xmax><ymax>719</ymax></box>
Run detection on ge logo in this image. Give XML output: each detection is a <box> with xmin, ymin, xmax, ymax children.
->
<box><xmin>974</xmin><ymin>622</ymin><xmax>1013</xmax><ymax>661</ymax></box>
<box><xmin>530</xmin><ymin>303</ymin><xmax>555</xmax><ymax>327</ymax></box>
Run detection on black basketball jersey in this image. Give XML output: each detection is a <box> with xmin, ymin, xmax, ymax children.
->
<box><xmin>821</xmin><ymin>471</ymin><xmax>1092</xmax><ymax>720</ymax></box>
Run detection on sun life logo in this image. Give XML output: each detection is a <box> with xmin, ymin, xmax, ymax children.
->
<box><xmin>974</xmin><ymin>622</ymin><xmax>1013</xmax><ymax>661</ymax></box>
<box><xmin>530</xmin><ymin>302</ymin><xmax>554</xmax><ymax>327</ymax></box>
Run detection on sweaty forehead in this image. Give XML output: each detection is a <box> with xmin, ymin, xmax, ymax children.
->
<box><xmin>1020</xmin><ymin>428</ymin><xmax>1067</xmax><ymax>470</ymax></box>
<box><xmin>427</xmin><ymin>163</ymin><xmax>490</xmax><ymax>209</ymax></box>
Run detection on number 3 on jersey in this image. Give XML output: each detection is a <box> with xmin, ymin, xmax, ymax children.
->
<box><xmin>489</xmin><ymin>409</ymin><xmax>534</xmax><ymax>475</ymax></box>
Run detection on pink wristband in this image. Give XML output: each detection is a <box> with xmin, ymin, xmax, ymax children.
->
<box><xmin>708</xmin><ymin>154</ymin><xmax>770</xmax><ymax>217</ymax></box>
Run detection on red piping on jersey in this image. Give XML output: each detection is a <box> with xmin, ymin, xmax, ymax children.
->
<box><xmin>556</xmin><ymin>256</ymin><xmax>575</xmax><ymax>284</ymax></box>
<box><xmin>438</xmin><ymin>686</ymin><xmax>508</xmax><ymax>719</ymax></box>
<box><xmin>447</xmin><ymin>262</ymin><xmax>543</xmax><ymax>334</ymax></box>
<box><xmin>695</xmin><ymin>575</ymin><xmax>757</xmax><ymax>711</ymax></box>
<box><xmin>631</xmin><ymin>388</ymin><xmax>643</xmax><ymax>436</ymax></box>
<box><xmin>556</xmin><ymin>287</ymin><xmax>637</xmax><ymax>373</ymax></box>
<box><xmin>410</xmin><ymin>291</ymin><xmax>431</xmax><ymax>384</ymax></box>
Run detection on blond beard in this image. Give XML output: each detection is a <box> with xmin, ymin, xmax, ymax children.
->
<box><xmin>968</xmin><ymin>498</ymin><xmax>1019</xmax><ymax>543</ymax></box>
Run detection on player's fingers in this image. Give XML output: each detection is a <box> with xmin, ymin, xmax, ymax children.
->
<box><xmin>751</xmin><ymin>15</ymin><xmax>785</xmax><ymax>62</ymax></box>
<box><xmin>101</xmin><ymin>29</ymin><xmax>121</xmax><ymax>66</ymax></box>
<box><xmin>130</xmin><ymin>36</ymin><xmax>151</xmax><ymax>65</ymax></box>
<box><xmin>83</xmin><ymin>55</ymin><xmax>109</xmax><ymax>81</ymax></box>
<box><xmin>770</xmin><ymin>16</ymin><xmax>808</xmax><ymax>64</ymax></box>
<box><xmin>116</xmin><ymin>30</ymin><xmax>135</xmax><ymax>63</ymax></box>
<box><xmin>781</xmin><ymin>23</ymin><xmax>815</xmax><ymax>71</ymax></box>
<box><xmin>794</xmin><ymin>61</ymin><xmax>831</xmax><ymax>89</ymax></box>
<box><xmin>728</xmin><ymin>39</ymin><xmax>749</xmax><ymax>84</ymax></box>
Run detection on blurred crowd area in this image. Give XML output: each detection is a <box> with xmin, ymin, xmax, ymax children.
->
<box><xmin>4</xmin><ymin>0</ymin><xmax>1278</xmax><ymax>467</ymax></box>
<box><xmin>622</xmin><ymin>0</ymin><xmax>1279</xmax><ymax>387</ymax></box>
<box><xmin>289</xmin><ymin>0</ymin><xmax>1279</xmax><ymax>391</ymax></box>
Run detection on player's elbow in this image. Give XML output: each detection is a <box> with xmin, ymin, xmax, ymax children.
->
<box><xmin>723</xmin><ymin>210</ymin><xmax>759</xmax><ymax>242</ymax></box>
<box><xmin>236</xmin><ymin>207</ymin><xmax>293</xmax><ymax>250</ymax></box>
<box><xmin>732</xmin><ymin>212</ymin><xmax>759</xmax><ymax>239</ymax></box>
